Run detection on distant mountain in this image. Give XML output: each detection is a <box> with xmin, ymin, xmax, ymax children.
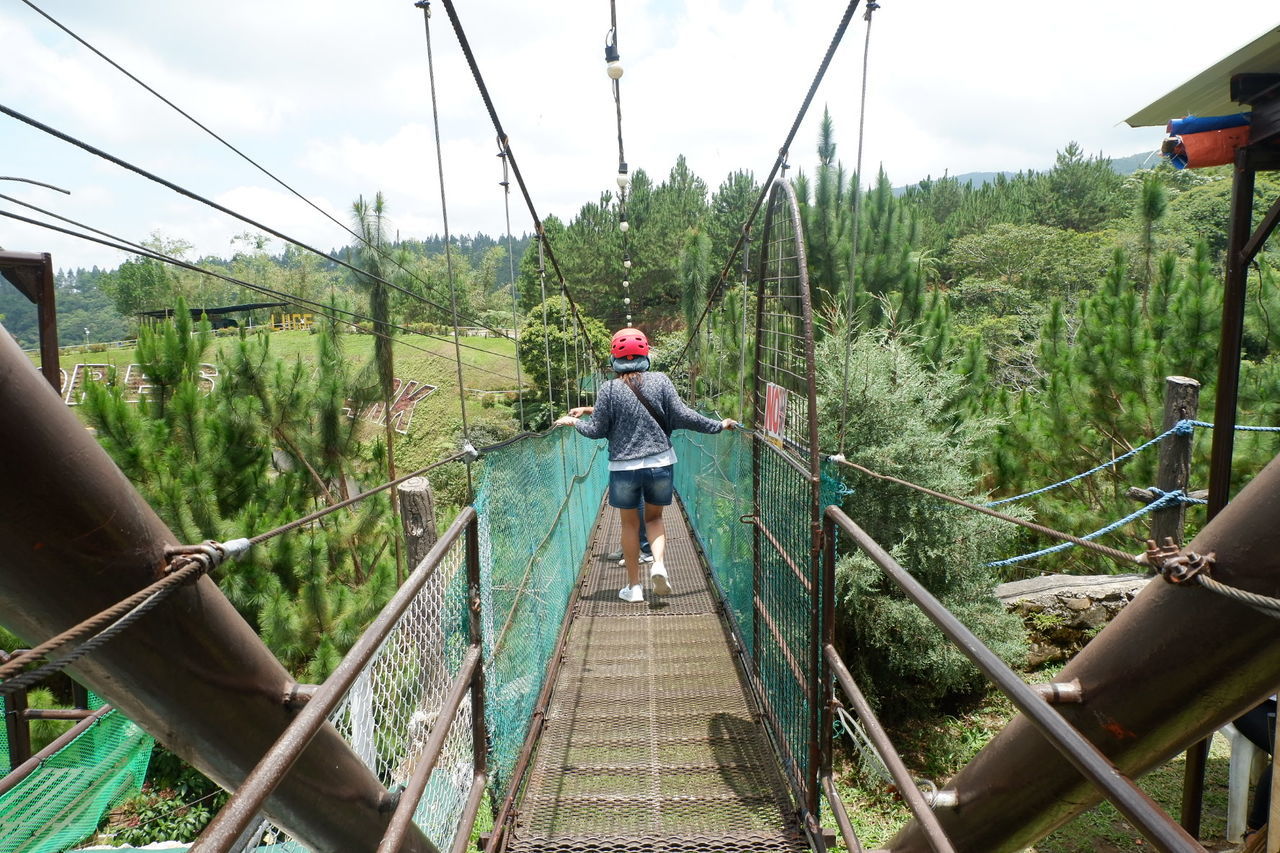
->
<box><xmin>895</xmin><ymin>151</ymin><xmax>1159</xmax><ymax>195</ymax></box>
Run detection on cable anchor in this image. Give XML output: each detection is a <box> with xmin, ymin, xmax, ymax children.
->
<box><xmin>164</xmin><ymin>538</ymin><xmax>251</xmax><ymax>575</ymax></box>
<box><xmin>1143</xmin><ymin>537</ymin><xmax>1216</xmax><ymax>584</ymax></box>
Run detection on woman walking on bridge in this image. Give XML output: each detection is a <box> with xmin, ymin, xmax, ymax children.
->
<box><xmin>555</xmin><ymin>328</ymin><xmax>735</xmax><ymax>603</ymax></box>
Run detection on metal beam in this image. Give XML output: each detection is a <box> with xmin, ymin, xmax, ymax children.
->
<box><xmin>0</xmin><ymin>325</ymin><xmax>434</xmax><ymax>853</ymax></box>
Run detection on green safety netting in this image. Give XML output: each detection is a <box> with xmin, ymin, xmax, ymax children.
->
<box><xmin>672</xmin><ymin>429</ymin><xmax>755</xmax><ymax>651</ymax></box>
<box><xmin>674</xmin><ymin>428</ymin><xmax>841</xmax><ymax>797</ymax></box>
<box><xmin>475</xmin><ymin>427</ymin><xmax>609</xmax><ymax>804</ymax></box>
<box><xmin>0</xmin><ymin>706</ymin><xmax>153</xmax><ymax>853</ymax></box>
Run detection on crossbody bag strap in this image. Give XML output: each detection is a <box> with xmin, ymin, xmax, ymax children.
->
<box><xmin>620</xmin><ymin>376</ymin><xmax>670</xmax><ymax>436</ymax></box>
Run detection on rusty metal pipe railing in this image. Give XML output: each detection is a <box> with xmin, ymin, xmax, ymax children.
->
<box><xmin>449</xmin><ymin>771</ymin><xmax>489</xmax><ymax>853</ymax></box>
<box><xmin>0</xmin><ymin>703</ymin><xmax>113</xmax><ymax>798</ymax></box>
<box><xmin>824</xmin><ymin>506</ymin><xmax>1203</xmax><ymax>853</ymax></box>
<box><xmin>195</xmin><ymin>507</ymin><xmax>477</xmax><ymax>852</ymax></box>
<box><xmin>820</xmin><ymin>773</ymin><xmax>864</xmax><ymax>853</ymax></box>
<box><xmin>378</xmin><ymin>644</ymin><xmax>482</xmax><ymax>853</ymax></box>
<box><xmin>824</xmin><ymin>643</ymin><xmax>956</xmax><ymax>853</ymax></box>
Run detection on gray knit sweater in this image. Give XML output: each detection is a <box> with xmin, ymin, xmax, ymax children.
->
<box><xmin>573</xmin><ymin>371</ymin><xmax>723</xmax><ymax>462</ymax></box>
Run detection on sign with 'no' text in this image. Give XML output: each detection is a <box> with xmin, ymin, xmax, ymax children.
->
<box><xmin>762</xmin><ymin>382</ymin><xmax>788</xmax><ymax>440</ymax></box>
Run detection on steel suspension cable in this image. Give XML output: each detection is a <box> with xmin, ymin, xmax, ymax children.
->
<box><xmin>836</xmin><ymin>1</ymin><xmax>878</xmax><ymax>456</ymax></box>
<box><xmin>673</xmin><ymin>0</ymin><xmax>863</xmax><ymax>369</ymax></box>
<box><xmin>0</xmin><ymin>557</ymin><xmax>210</xmax><ymax>691</ymax></box>
<box><xmin>0</xmin><ymin>203</ymin><xmax>518</xmax><ymax>382</ymax></box>
<box><xmin>419</xmin><ymin>1</ymin><xmax>474</xmax><ymax>497</ymax></box>
<box><xmin>433</xmin><ymin>0</ymin><xmax>598</xmax><ymax>351</ymax></box>
<box><xmin>0</xmin><ymin>103</ymin><xmax>517</xmax><ymax>348</ymax></box>
<box><xmin>498</xmin><ymin>140</ymin><xmax>527</xmax><ymax>423</ymax></box>
<box><xmin>13</xmin><ymin>0</ymin><xmax>515</xmax><ymax>342</ymax></box>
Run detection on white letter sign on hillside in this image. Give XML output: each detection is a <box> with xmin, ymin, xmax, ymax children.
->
<box><xmin>762</xmin><ymin>381</ymin><xmax>788</xmax><ymax>441</ymax></box>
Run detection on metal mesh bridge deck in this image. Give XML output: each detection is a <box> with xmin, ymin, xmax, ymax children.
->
<box><xmin>503</xmin><ymin>496</ymin><xmax>809</xmax><ymax>853</ymax></box>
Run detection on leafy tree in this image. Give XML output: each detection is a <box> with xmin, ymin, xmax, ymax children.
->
<box><xmin>817</xmin><ymin>324</ymin><xmax>1025</xmax><ymax>716</ymax></box>
<box><xmin>81</xmin><ymin>311</ymin><xmax>396</xmax><ymax>680</ymax></box>
<box><xmin>1031</xmin><ymin>142</ymin><xmax>1125</xmax><ymax>232</ymax></box>
<box><xmin>516</xmin><ymin>294</ymin><xmax>610</xmax><ymax>428</ymax></box>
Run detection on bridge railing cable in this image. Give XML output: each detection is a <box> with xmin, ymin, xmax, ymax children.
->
<box><xmin>196</xmin><ymin>507</ymin><xmax>485</xmax><ymax>853</ymax></box>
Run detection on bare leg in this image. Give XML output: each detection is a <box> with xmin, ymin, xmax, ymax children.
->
<box><xmin>644</xmin><ymin>503</ymin><xmax>666</xmax><ymax>567</ymax></box>
<box><xmin>619</xmin><ymin>508</ymin><xmax>642</xmax><ymax>587</ymax></box>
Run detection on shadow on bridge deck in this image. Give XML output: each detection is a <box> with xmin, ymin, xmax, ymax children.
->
<box><xmin>503</xmin><ymin>495</ymin><xmax>810</xmax><ymax>853</ymax></box>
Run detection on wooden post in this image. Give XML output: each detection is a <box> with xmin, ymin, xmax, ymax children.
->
<box><xmin>398</xmin><ymin>476</ymin><xmax>438</xmax><ymax>572</ymax></box>
<box><xmin>1152</xmin><ymin>376</ymin><xmax>1200</xmax><ymax>547</ymax></box>
<box><xmin>1160</xmin><ymin>376</ymin><xmax>1205</xmax><ymax>837</ymax></box>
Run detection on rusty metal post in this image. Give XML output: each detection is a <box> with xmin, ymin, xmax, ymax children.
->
<box><xmin>1205</xmin><ymin>149</ymin><xmax>1255</xmax><ymax>521</ymax></box>
<box><xmin>0</xmin><ymin>325</ymin><xmax>434</xmax><ymax>853</ymax></box>
<box><xmin>0</xmin><ymin>252</ymin><xmax>60</xmax><ymax>393</ymax></box>
<box><xmin>4</xmin><ymin>688</ymin><xmax>30</xmax><ymax>770</ymax></box>
<box><xmin>466</xmin><ymin>510</ymin><xmax>487</xmax><ymax>791</ymax></box>
<box><xmin>34</xmin><ymin>253</ymin><xmax>59</xmax><ymax>393</ymax></box>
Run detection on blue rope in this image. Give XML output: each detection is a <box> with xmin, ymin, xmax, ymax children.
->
<box><xmin>1186</xmin><ymin>420</ymin><xmax>1280</xmax><ymax>433</ymax></box>
<box><xmin>986</xmin><ymin>490</ymin><xmax>1187</xmax><ymax>568</ymax></box>
<box><xmin>985</xmin><ymin>420</ymin><xmax>1196</xmax><ymax>507</ymax></box>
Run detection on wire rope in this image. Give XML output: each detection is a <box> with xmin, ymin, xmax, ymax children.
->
<box><xmin>672</xmin><ymin>0</ymin><xmax>864</xmax><ymax>369</ymax></box>
<box><xmin>14</xmin><ymin>0</ymin><xmax>517</xmax><ymax>343</ymax></box>
<box><xmin>433</xmin><ymin>0</ymin><xmax>598</xmax><ymax>351</ymax></box>
<box><xmin>498</xmin><ymin>138</ymin><xmax>527</xmax><ymax>423</ymax></box>
<box><xmin>0</xmin><ymin>557</ymin><xmax>208</xmax><ymax>692</ymax></box>
<box><xmin>420</xmin><ymin>1</ymin><xmax>474</xmax><ymax>498</ymax></box>
<box><xmin>826</xmin><ymin>453</ymin><xmax>1142</xmax><ymax>568</ymax></box>
<box><xmin>0</xmin><ymin>203</ymin><xmax>518</xmax><ymax>383</ymax></box>
<box><xmin>836</xmin><ymin>1</ymin><xmax>878</xmax><ymax>455</ymax></box>
<box><xmin>0</xmin><ymin>103</ymin><xmax>516</xmax><ymax>348</ymax></box>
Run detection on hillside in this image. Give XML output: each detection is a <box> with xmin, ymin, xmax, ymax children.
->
<box><xmin>38</xmin><ymin>328</ymin><xmax>524</xmax><ymax>498</ymax></box>
<box><xmin>895</xmin><ymin>149</ymin><xmax>1157</xmax><ymax>194</ymax></box>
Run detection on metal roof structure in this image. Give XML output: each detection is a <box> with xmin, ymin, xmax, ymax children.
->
<box><xmin>1125</xmin><ymin>24</ymin><xmax>1280</xmax><ymax>127</ymax></box>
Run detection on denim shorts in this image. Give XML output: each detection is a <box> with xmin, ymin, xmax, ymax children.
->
<box><xmin>608</xmin><ymin>465</ymin><xmax>674</xmax><ymax>509</ymax></box>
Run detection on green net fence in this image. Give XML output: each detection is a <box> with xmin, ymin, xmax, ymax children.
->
<box><xmin>674</xmin><ymin>427</ymin><xmax>841</xmax><ymax>807</ymax></box>
<box><xmin>240</xmin><ymin>512</ymin><xmax>478</xmax><ymax>853</ymax></box>
<box><xmin>0</xmin><ymin>707</ymin><xmax>152</xmax><ymax>853</ymax></box>
<box><xmin>475</xmin><ymin>428</ymin><xmax>609</xmax><ymax>805</ymax></box>
<box><xmin>672</xmin><ymin>429</ymin><xmax>755</xmax><ymax>652</ymax></box>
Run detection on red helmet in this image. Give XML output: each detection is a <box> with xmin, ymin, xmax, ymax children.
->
<box><xmin>610</xmin><ymin>327</ymin><xmax>649</xmax><ymax>359</ymax></box>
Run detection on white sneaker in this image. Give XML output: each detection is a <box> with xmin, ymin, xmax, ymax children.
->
<box><xmin>618</xmin><ymin>553</ymin><xmax>655</xmax><ymax>566</ymax></box>
<box><xmin>650</xmin><ymin>564</ymin><xmax>671</xmax><ymax>596</ymax></box>
<box><xmin>618</xmin><ymin>584</ymin><xmax>644</xmax><ymax>603</ymax></box>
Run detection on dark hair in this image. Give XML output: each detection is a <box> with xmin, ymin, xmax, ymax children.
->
<box><xmin>619</xmin><ymin>371</ymin><xmax>644</xmax><ymax>391</ymax></box>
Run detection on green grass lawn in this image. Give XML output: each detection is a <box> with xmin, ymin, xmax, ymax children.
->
<box><xmin>42</xmin><ymin>327</ymin><xmax>525</xmax><ymax>474</ymax></box>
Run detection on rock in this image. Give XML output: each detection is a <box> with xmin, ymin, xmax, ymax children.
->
<box><xmin>995</xmin><ymin>573</ymin><xmax>1150</xmax><ymax>667</ymax></box>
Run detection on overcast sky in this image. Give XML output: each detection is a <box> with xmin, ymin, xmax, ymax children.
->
<box><xmin>2</xmin><ymin>0</ymin><xmax>1278</xmax><ymax>272</ymax></box>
